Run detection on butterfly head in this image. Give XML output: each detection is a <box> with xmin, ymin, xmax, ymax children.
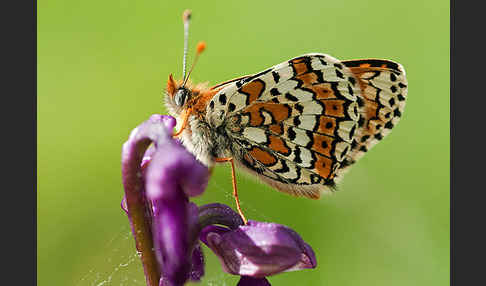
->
<box><xmin>165</xmin><ymin>74</ymin><xmax>195</xmax><ymax>115</ymax></box>
<box><xmin>174</xmin><ymin>87</ymin><xmax>191</xmax><ymax>107</ymax></box>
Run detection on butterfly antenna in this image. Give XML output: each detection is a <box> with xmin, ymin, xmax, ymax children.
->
<box><xmin>182</xmin><ymin>41</ymin><xmax>206</xmax><ymax>87</ymax></box>
<box><xmin>182</xmin><ymin>9</ymin><xmax>191</xmax><ymax>82</ymax></box>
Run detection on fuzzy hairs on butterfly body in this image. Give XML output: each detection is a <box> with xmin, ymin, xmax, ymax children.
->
<box><xmin>165</xmin><ymin>75</ymin><xmax>233</xmax><ymax>167</ymax></box>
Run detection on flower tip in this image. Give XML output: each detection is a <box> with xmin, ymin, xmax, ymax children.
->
<box><xmin>148</xmin><ymin>114</ymin><xmax>176</xmax><ymax>130</ymax></box>
<box><xmin>285</xmin><ymin>244</ymin><xmax>317</xmax><ymax>272</ymax></box>
<box><xmin>237</xmin><ymin>276</ymin><xmax>271</xmax><ymax>286</ymax></box>
<box><xmin>301</xmin><ymin>243</ymin><xmax>317</xmax><ymax>269</ymax></box>
<box><xmin>162</xmin><ymin>115</ymin><xmax>177</xmax><ymax>130</ymax></box>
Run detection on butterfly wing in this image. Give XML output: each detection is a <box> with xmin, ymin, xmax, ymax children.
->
<box><xmin>206</xmin><ymin>54</ymin><xmax>406</xmax><ymax>199</ymax></box>
<box><xmin>339</xmin><ymin>59</ymin><xmax>408</xmax><ymax>171</ymax></box>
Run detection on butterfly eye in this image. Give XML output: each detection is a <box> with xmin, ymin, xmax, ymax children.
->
<box><xmin>175</xmin><ymin>88</ymin><xmax>190</xmax><ymax>106</ymax></box>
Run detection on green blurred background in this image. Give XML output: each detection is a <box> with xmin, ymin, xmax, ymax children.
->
<box><xmin>38</xmin><ymin>0</ymin><xmax>449</xmax><ymax>285</ymax></box>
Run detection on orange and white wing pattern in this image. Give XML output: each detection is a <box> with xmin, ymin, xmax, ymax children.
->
<box><xmin>206</xmin><ymin>54</ymin><xmax>407</xmax><ymax>199</ymax></box>
<box><xmin>339</xmin><ymin>59</ymin><xmax>408</xmax><ymax>170</ymax></box>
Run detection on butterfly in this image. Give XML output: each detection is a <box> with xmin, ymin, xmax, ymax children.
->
<box><xmin>165</xmin><ymin>10</ymin><xmax>407</xmax><ymax>222</ymax></box>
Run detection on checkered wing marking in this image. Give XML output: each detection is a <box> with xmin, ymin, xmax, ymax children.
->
<box><xmin>206</xmin><ymin>54</ymin><xmax>362</xmax><ymax>198</ymax></box>
<box><xmin>336</xmin><ymin>59</ymin><xmax>408</xmax><ymax>178</ymax></box>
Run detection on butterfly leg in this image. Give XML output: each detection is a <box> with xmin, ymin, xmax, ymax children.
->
<box><xmin>214</xmin><ymin>157</ymin><xmax>248</xmax><ymax>224</ymax></box>
<box><xmin>172</xmin><ymin>108</ymin><xmax>192</xmax><ymax>138</ymax></box>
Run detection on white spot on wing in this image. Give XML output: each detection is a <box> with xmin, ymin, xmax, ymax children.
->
<box><xmin>337</xmin><ymin>120</ymin><xmax>357</xmax><ymax>143</ymax></box>
<box><xmin>300</xmin><ymin>101</ymin><xmax>323</xmax><ymax>115</ymax></box>
<box><xmin>334</xmin><ymin>141</ymin><xmax>351</xmax><ymax>162</ymax></box>
<box><xmin>284</xmin><ymin>115</ymin><xmax>316</xmax><ymax>131</ymax></box>
<box><xmin>347</xmin><ymin>102</ymin><xmax>359</xmax><ymax>121</ymax></box>
<box><xmin>273</xmin><ymin>64</ymin><xmax>294</xmax><ymax>82</ymax></box>
<box><xmin>291</xmin><ymin>128</ymin><xmax>311</xmax><ymax>146</ymax></box>
<box><xmin>276</xmin><ymin>80</ymin><xmax>299</xmax><ymax>94</ymax></box>
<box><xmin>228</xmin><ymin>92</ymin><xmax>248</xmax><ymax>115</ymax></box>
<box><xmin>261</xmin><ymin>110</ymin><xmax>273</xmax><ymax>125</ymax></box>
<box><xmin>298</xmin><ymin>146</ymin><xmax>314</xmax><ymax>168</ymax></box>
<box><xmin>310</xmin><ymin>57</ymin><xmax>327</xmax><ymax>70</ymax></box>
<box><xmin>337</xmin><ymin>81</ymin><xmax>358</xmax><ymax>101</ymax></box>
<box><xmin>240</xmin><ymin>114</ymin><xmax>250</xmax><ymax>125</ymax></box>
<box><xmin>243</xmin><ymin>127</ymin><xmax>267</xmax><ymax>144</ymax></box>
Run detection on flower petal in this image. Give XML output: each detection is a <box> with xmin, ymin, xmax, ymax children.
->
<box><xmin>201</xmin><ymin>220</ymin><xmax>316</xmax><ymax>277</ymax></box>
<box><xmin>198</xmin><ymin>203</ymin><xmax>244</xmax><ymax>231</ymax></box>
<box><xmin>145</xmin><ymin>139</ymin><xmax>209</xmax><ymax>201</ymax></box>
<box><xmin>189</xmin><ymin>244</ymin><xmax>205</xmax><ymax>281</ymax></box>
<box><xmin>143</xmin><ymin>118</ymin><xmax>210</xmax><ymax>285</ymax></box>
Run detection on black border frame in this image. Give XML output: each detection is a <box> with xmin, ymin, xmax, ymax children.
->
<box><xmin>3</xmin><ymin>0</ymin><xmax>36</xmax><ymax>284</ymax></box>
<box><xmin>451</xmin><ymin>0</ymin><xmax>486</xmax><ymax>285</ymax></box>
<box><xmin>6</xmin><ymin>0</ymin><xmax>481</xmax><ymax>284</ymax></box>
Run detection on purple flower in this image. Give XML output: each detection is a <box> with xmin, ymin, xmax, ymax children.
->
<box><xmin>238</xmin><ymin>276</ymin><xmax>272</xmax><ymax>286</ymax></box>
<box><xmin>121</xmin><ymin>114</ymin><xmax>317</xmax><ymax>286</ymax></box>
<box><xmin>200</xmin><ymin>220</ymin><xmax>316</xmax><ymax>278</ymax></box>
<box><xmin>121</xmin><ymin>114</ymin><xmax>209</xmax><ymax>286</ymax></box>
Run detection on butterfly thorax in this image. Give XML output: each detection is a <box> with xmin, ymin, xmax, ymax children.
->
<box><xmin>165</xmin><ymin>74</ymin><xmax>232</xmax><ymax>166</ymax></box>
